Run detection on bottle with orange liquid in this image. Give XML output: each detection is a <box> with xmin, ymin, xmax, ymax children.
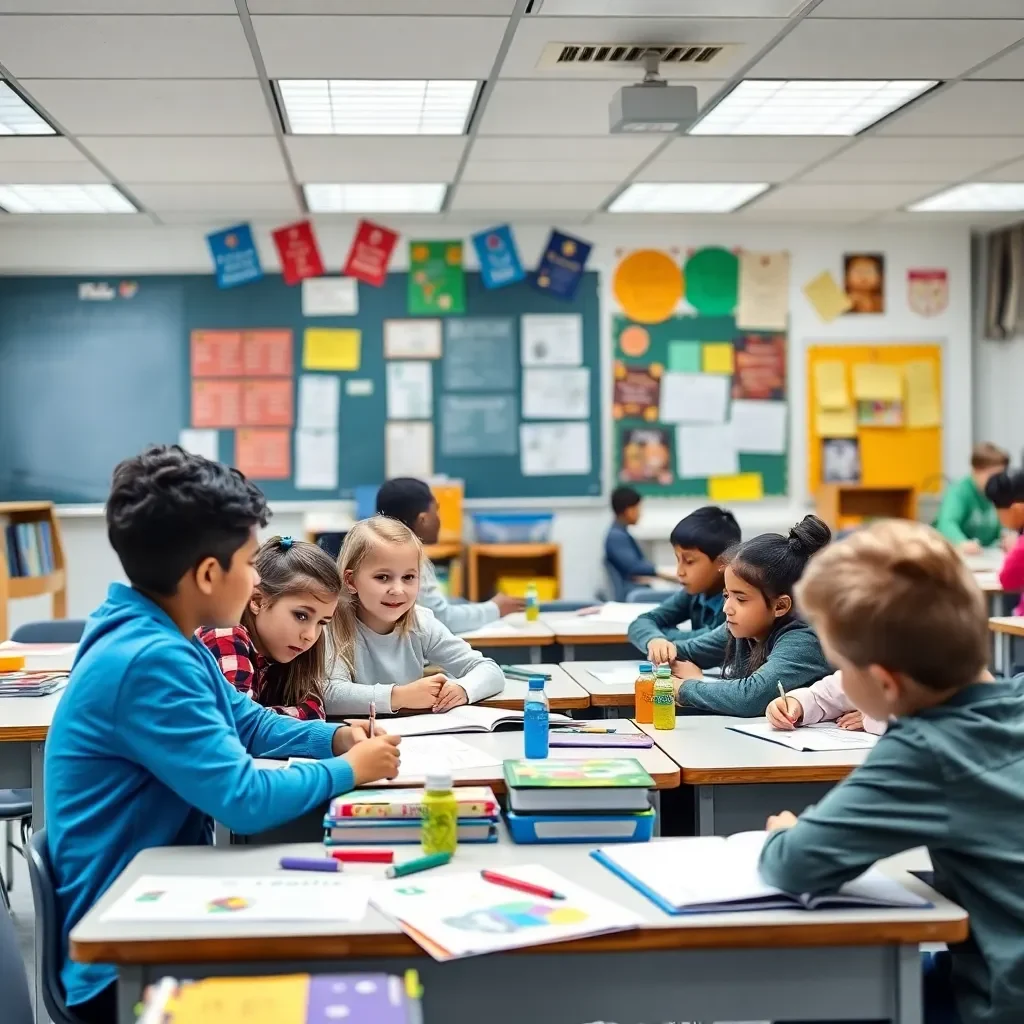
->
<box><xmin>633</xmin><ymin>661</ymin><xmax>655</xmax><ymax>724</ymax></box>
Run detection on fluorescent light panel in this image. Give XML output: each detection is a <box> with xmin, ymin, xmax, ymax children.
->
<box><xmin>0</xmin><ymin>82</ymin><xmax>55</xmax><ymax>135</ymax></box>
<box><xmin>909</xmin><ymin>183</ymin><xmax>1024</xmax><ymax>212</ymax></box>
<box><xmin>0</xmin><ymin>184</ymin><xmax>136</xmax><ymax>213</ymax></box>
<box><xmin>279</xmin><ymin>80</ymin><xmax>478</xmax><ymax>135</ymax></box>
<box><xmin>609</xmin><ymin>182</ymin><xmax>768</xmax><ymax>213</ymax></box>
<box><xmin>691</xmin><ymin>80</ymin><xmax>937</xmax><ymax>136</ymax></box>
<box><xmin>304</xmin><ymin>183</ymin><xmax>446</xmax><ymax>213</ymax></box>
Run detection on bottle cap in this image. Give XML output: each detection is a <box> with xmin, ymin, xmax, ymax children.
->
<box><xmin>655</xmin><ymin>665</ymin><xmax>672</xmax><ymax>676</ymax></box>
<box><xmin>639</xmin><ymin>661</ymin><xmax>653</xmax><ymax>672</ymax></box>
<box><xmin>528</xmin><ymin>675</ymin><xmax>545</xmax><ymax>689</ymax></box>
<box><xmin>425</xmin><ymin>771</ymin><xmax>453</xmax><ymax>791</ymax></box>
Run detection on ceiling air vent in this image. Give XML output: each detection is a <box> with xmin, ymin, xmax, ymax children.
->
<box><xmin>536</xmin><ymin>42</ymin><xmax>734</xmax><ymax>71</ymax></box>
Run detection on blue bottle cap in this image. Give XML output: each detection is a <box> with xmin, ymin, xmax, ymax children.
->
<box><xmin>528</xmin><ymin>676</ymin><xmax>545</xmax><ymax>689</ymax></box>
<box><xmin>639</xmin><ymin>662</ymin><xmax>653</xmax><ymax>672</ymax></box>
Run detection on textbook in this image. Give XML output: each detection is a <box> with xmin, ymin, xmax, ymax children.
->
<box><xmin>593</xmin><ymin>832</ymin><xmax>930</xmax><ymax>915</ymax></box>
<box><xmin>727</xmin><ymin>720</ymin><xmax>879</xmax><ymax>752</ymax></box>
<box><xmin>550</xmin><ymin>732</ymin><xmax>654</xmax><ymax>749</ymax></box>
<box><xmin>324</xmin><ymin>818</ymin><xmax>498</xmax><ymax>845</ymax></box>
<box><xmin>382</xmin><ymin>705</ymin><xmax>573</xmax><ymax>738</ymax></box>
<box><xmin>0</xmin><ymin>672</ymin><xmax>68</xmax><ymax>697</ymax></box>
<box><xmin>505</xmin><ymin>808</ymin><xmax>655</xmax><ymax>845</ymax></box>
<box><xmin>327</xmin><ymin>787</ymin><xmax>499</xmax><ymax>820</ymax></box>
<box><xmin>503</xmin><ymin>758</ymin><xmax>655</xmax><ymax>813</ymax></box>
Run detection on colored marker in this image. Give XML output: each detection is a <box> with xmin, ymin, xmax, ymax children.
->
<box><xmin>279</xmin><ymin>856</ymin><xmax>341</xmax><ymax>873</ymax></box>
<box><xmin>385</xmin><ymin>852</ymin><xmax>451</xmax><ymax>878</ymax></box>
<box><xmin>330</xmin><ymin>849</ymin><xmax>394</xmax><ymax>864</ymax></box>
<box><xmin>481</xmin><ymin>870</ymin><xmax>565</xmax><ymax>900</ymax></box>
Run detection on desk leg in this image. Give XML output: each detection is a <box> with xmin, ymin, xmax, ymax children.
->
<box><xmin>31</xmin><ymin>742</ymin><xmax>45</xmax><ymax>1024</ymax></box>
<box><xmin>894</xmin><ymin>944</ymin><xmax>923</xmax><ymax>1024</ymax></box>
<box><xmin>650</xmin><ymin>790</ymin><xmax>661</xmax><ymax>837</ymax></box>
<box><xmin>696</xmin><ymin>785</ymin><xmax>715</xmax><ymax>836</ymax></box>
<box><xmin>119</xmin><ymin>966</ymin><xmax>145</xmax><ymax>1024</ymax></box>
<box><xmin>563</xmin><ymin>643</ymin><xmax>575</xmax><ymax>660</ymax></box>
<box><xmin>528</xmin><ymin>646</ymin><xmax>540</xmax><ymax>665</ymax></box>
<box><xmin>998</xmin><ymin>631</ymin><xmax>1012</xmax><ymax>676</ymax></box>
<box><xmin>213</xmin><ymin>821</ymin><xmax>231</xmax><ymax>847</ymax></box>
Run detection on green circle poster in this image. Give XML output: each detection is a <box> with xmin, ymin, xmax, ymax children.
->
<box><xmin>685</xmin><ymin>247</ymin><xmax>739</xmax><ymax>315</ymax></box>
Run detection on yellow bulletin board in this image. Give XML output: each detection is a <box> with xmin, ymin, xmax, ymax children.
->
<box><xmin>807</xmin><ymin>343</ymin><xmax>943</xmax><ymax>494</ymax></box>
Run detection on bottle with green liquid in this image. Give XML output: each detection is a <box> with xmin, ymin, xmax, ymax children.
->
<box><xmin>524</xmin><ymin>580</ymin><xmax>540</xmax><ymax>622</ymax></box>
<box><xmin>421</xmin><ymin>771</ymin><xmax>458</xmax><ymax>856</ymax></box>
<box><xmin>652</xmin><ymin>665</ymin><xmax>677</xmax><ymax>731</ymax></box>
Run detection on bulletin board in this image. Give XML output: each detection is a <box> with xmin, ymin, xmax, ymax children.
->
<box><xmin>0</xmin><ymin>271</ymin><xmax>602</xmax><ymax>504</ymax></box>
<box><xmin>613</xmin><ymin>313</ymin><xmax>788</xmax><ymax>500</ymax></box>
<box><xmin>806</xmin><ymin>343</ymin><xmax>943</xmax><ymax>494</ymax></box>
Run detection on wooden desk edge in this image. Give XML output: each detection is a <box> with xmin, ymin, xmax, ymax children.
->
<box><xmin>988</xmin><ymin>619</ymin><xmax>1024</xmax><ymax>637</ymax></box>
<box><xmin>680</xmin><ymin>764</ymin><xmax>858</xmax><ymax>785</ymax></box>
<box><xmin>70</xmin><ymin>915</ymin><xmax>968</xmax><ymax>965</ymax></box>
<box><xmin>588</xmin><ymin>693</ymin><xmax>635</xmax><ymax>707</ymax></box>
<box><xmin>481</xmin><ymin>697</ymin><xmax>591</xmax><ymax>711</ymax></box>
<box><xmin>554</xmin><ymin>632</ymin><xmax>629</xmax><ymax>645</ymax></box>
<box><xmin>466</xmin><ymin>636</ymin><xmax>555</xmax><ymax>648</ymax></box>
<box><xmin>0</xmin><ymin>726</ymin><xmax>49</xmax><ymax>742</ymax></box>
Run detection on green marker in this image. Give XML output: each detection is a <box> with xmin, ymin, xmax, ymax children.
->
<box><xmin>386</xmin><ymin>852</ymin><xmax>452</xmax><ymax>878</ymax></box>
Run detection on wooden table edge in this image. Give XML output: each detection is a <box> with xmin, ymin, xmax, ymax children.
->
<box><xmin>466</xmin><ymin>636</ymin><xmax>555</xmax><ymax>648</ymax></box>
<box><xmin>480</xmin><ymin>697</ymin><xmax>592</xmax><ymax>711</ymax></box>
<box><xmin>70</xmin><ymin>915</ymin><xmax>968</xmax><ymax>965</ymax></box>
<box><xmin>987</xmin><ymin>619</ymin><xmax>1024</xmax><ymax>637</ymax></box>
<box><xmin>587</xmin><ymin>693</ymin><xmax>635</xmax><ymax>707</ymax></box>
<box><xmin>0</xmin><ymin>726</ymin><xmax>49</xmax><ymax>742</ymax></box>
<box><xmin>554</xmin><ymin>632</ymin><xmax>628</xmax><ymax>645</ymax></box>
<box><xmin>680</xmin><ymin>765</ymin><xmax>858</xmax><ymax>785</ymax></box>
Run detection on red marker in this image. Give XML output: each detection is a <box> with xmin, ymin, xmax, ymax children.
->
<box><xmin>480</xmin><ymin>870</ymin><xmax>565</xmax><ymax>900</ymax></box>
<box><xmin>330</xmin><ymin>849</ymin><xmax>394</xmax><ymax>864</ymax></box>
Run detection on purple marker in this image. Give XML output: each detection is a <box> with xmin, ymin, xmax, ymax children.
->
<box><xmin>279</xmin><ymin>856</ymin><xmax>341</xmax><ymax>873</ymax></box>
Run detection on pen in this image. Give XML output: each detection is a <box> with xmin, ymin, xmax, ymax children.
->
<box><xmin>386</xmin><ymin>852</ymin><xmax>452</xmax><ymax>878</ymax></box>
<box><xmin>777</xmin><ymin>681</ymin><xmax>796</xmax><ymax>725</ymax></box>
<box><xmin>480</xmin><ymin>870</ymin><xmax>565</xmax><ymax>900</ymax></box>
<box><xmin>501</xmin><ymin>665</ymin><xmax>551</xmax><ymax>679</ymax></box>
<box><xmin>279</xmin><ymin>856</ymin><xmax>341</xmax><ymax>873</ymax></box>
<box><xmin>330</xmin><ymin>849</ymin><xmax>395</xmax><ymax>864</ymax></box>
<box><xmin>777</xmin><ymin>681</ymin><xmax>786</xmax><ymax>702</ymax></box>
<box><xmin>560</xmin><ymin>727</ymin><xmax>616</xmax><ymax>734</ymax></box>
<box><xmin>369</xmin><ymin>700</ymin><xmax>376</xmax><ymax>738</ymax></box>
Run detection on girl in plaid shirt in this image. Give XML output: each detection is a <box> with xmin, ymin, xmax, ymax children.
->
<box><xmin>199</xmin><ymin>536</ymin><xmax>341</xmax><ymax>720</ymax></box>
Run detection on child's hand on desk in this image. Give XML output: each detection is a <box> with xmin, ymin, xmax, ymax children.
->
<box><xmin>836</xmin><ymin>710</ymin><xmax>864</xmax><ymax>731</ymax></box>
<box><xmin>493</xmin><ymin>593</ymin><xmax>526</xmax><ymax>616</ymax></box>
<box><xmin>670</xmin><ymin>660</ymin><xmax>703</xmax><ymax>681</ymax></box>
<box><xmin>433</xmin><ymin>681</ymin><xmax>469</xmax><ymax>713</ymax></box>
<box><xmin>766</xmin><ymin>696</ymin><xmax>803</xmax><ymax>730</ymax></box>
<box><xmin>393</xmin><ymin>673</ymin><xmax>446</xmax><ymax>710</ymax></box>
<box><xmin>766</xmin><ymin>810</ymin><xmax>798</xmax><ymax>832</ymax></box>
<box><xmin>345</xmin><ymin>734</ymin><xmax>402</xmax><ymax>784</ymax></box>
<box><xmin>959</xmin><ymin>539</ymin><xmax>982</xmax><ymax>556</ymax></box>
<box><xmin>647</xmin><ymin>638</ymin><xmax>677</xmax><ymax>665</ymax></box>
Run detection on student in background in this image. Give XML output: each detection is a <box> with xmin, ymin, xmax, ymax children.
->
<box><xmin>670</xmin><ymin>515</ymin><xmax>832</xmax><ymax>717</ymax></box>
<box><xmin>323</xmin><ymin>517</ymin><xmax>504</xmax><ymax>716</ymax></box>
<box><xmin>935</xmin><ymin>442</ymin><xmax>1009</xmax><ymax>554</ymax></box>
<box><xmin>628</xmin><ymin>506</ymin><xmax>741</xmax><ymax>663</ymax></box>
<box><xmin>199</xmin><ymin>535</ymin><xmax>342</xmax><ymax>720</ymax></box>
<box><xmin>759</xmin><ymin>520</ymin><xmax>1023</xmax><ymax>1024</ymax></box>
<box><xmin>46</xmin><ymin>446</ymin><xmax>400</xmax><ymax>1024</ymax></box>
<box><xmin>376</xmin><ymin>477</ymin><xmax>523</xmax><ymax>634</ymax></box>
<box><xmin>605</xmin><ymin>485</ymin><xmax>661</xmax><ymax>600</ymax></box>
<box><xmin>766</xmin><ymin>670</ymin><xmax>887</xmax><ymax>735</ymax></box>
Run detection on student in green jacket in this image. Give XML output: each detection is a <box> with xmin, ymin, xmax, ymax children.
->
<box><xmin>628</xmin><ymin>506</ymin><xmax>741</xmax><ymax>665</ymax></box>
<box><xmin>935</xmin><ymin>442</ymin><xmax>1009</xmax><ymax>554</ymax></box>
<box><xmin>670</xmin><ymin>515</ymin><xmax>833</xmax><ymax>717</ymax></box>
<box><xmin>760</xmin><ymin>519</ymin><xmax>1022</xmax><ymax>1024</ymax></box>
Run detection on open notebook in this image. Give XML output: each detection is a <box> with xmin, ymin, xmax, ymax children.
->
<box><xmin>727</xmin><ymin>720</ymin><xmax>879</xmax><ymax>752</ymax></box>
<box><xmin>382</xmin><ymin>705</ymin><xmax>572</xmax><ymax>738</ymax></box>
<box><xmin>593</xmin><ymin>831</ymin><xmax>930</xmax><ymax>915</ymax></box>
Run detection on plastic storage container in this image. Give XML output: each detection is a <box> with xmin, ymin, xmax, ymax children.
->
<box><xmin>471</xmin><ymin>512</ymin><xmax>553</xmax><ymax>543</ymax></box>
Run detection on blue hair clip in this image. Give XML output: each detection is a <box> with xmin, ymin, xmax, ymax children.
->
<box><xmin>280</xmin><ymin>536</ymin><xmax>294</xmax><ymax>550</ymax></box>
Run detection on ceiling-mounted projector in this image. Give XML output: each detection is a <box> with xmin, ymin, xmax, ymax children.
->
<box><xmin>609</xmin><ymin>49</ymin><xmax>699</xmax><ymax>134</ymax></box>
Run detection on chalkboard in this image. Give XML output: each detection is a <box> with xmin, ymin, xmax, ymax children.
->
<box><xmin>0</xmin><ymin>271</ymin><xmax>601</xmax><ymax>503</ymax></box>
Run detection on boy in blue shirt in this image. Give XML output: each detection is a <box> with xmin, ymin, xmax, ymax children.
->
<box><xmin>628</xmin><ymin>506</ymin><xmax>741</xmax><ymax>664</ymax></box>
<box><xmin>46</xmin><ymin>446</ymin><xmax>401</xmax><ymax>1023</ymax></box>
<box><xmin>604</xmin><ymin>486</ymin><xmax>666</xmax><ymax>600</ymax></box>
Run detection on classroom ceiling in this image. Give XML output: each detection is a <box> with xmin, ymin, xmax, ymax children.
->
<box><xmin>0</xmin><ymin>1</ymin><xmax>1023</xmax><ymax>226</ymax></box>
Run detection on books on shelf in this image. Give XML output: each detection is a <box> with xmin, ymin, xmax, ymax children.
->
<box><xmin>381</xmin><ymin>705</ymin><xmax>573</xmax><ymax>738</ymax></box>
<box><xmin>503</xmin><ymin>758</ymin><xmax>654</xmax><ymax>813</ymax></box>
<box><xmin>2</xmin><ymin>519</ymin><xmax>56</xmax><ymax>578</ymax></box>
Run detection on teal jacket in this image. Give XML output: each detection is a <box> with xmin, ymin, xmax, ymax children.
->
<box><xmin>935</xmin><ymin>475</ymin><xmax>1001</xmax><ymax>547</ymax></box>
<box><xmin>761</xmin><ymin>677</ymin><xmax>1024</xmax><ymax>1024</ymax></box>
<box><xmin>627</xmin><ymin>589</ymin><xmax>726</xmax><ymax>653</ymax></box>
<box><xmin>673</xmin><ymin>617</ymin><xmax>831</xmax><ymax>717</ymax></box>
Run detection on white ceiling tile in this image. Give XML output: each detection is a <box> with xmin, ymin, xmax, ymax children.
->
<box><xmin>736</xmin><ymin>207</ymin><xmax>873</xmax><ymax>223</ymax></box>
<box><xmin>834</xmin><ymin>136</ymin><xmax>1024</xmax><ymax>163</ymax></box>
<box><xmin>538</xmin><ymin>0</ymin><xmax>799</xmax><ymax>14</ymax></box>
<box><xmin>127</xmin><ymin>182</ymin><xmax>299</xmax><ymax>213</ymax></box>
<box><xmin>980</xmin><ymin>159</ymin><xmax>1024</xmax><ymax>181</ymax></box>
<box><xmin>22</xmin><ymin>80</ymin><xmax>274</xmax><ymax>136</ymax></box>
<box><xmin>479</xmin><ymin>78</ymin><xmax>720</xmax><ymax>135</ymax></box>
<box><xmin>0</xmin><ymin>1</ymin><xmax>233</xmax><ymax>9</ymax></box>
<box><xmin>751</xmin><ymin>19</ymin><xmax>1024</xmax><ymax>78</ymax></box>
<box><xmin>463</xmin><ymin>159</ymin><xmax>646</xmax><ymax>183</ymax></box>
<box><xmin>971</xmin><ymin>44</ymin><xmax>1024</xmax><ymax>79</ymax></box>
<box><xmin>0</xmin><ymin>137</ymin><xmax>83</xmax><ymax>161</ymax></box>
<box><xmin>751</xmin><ymin>182</ymin><xmax>936</xmax><ymax>210</ymax></box>
<box><xmin>80</xmin><ymin>137</ymin><xmax>289</xmax><ymax>183</ymax></box>
<box><xmin>811</xmin><ymin>0</ymin><xmax>1024</xmax><ymax>15</ymax></box>
<box><xmin>0</xmin><ymin>15</ymin><xmax>255</xmax><ymax>77</ymax></box>
<box><xmin>471</xmin><ymin>135</ymin><xmax>661</xmax><ymax>163</ymax></box>
<box><xmin>249</xmin><ymin>0</ymin><xmax>514</xmax><ymax>10</ymax></box>
<box><xmin>637</xmin><ymin>160</ymin><xmax>803</xmax><ymax>183</ymax></box>
<box><xmin>252</xmin><ymin>15</ymin><xmax>505</xmax><ymax>78</ymax></box>
<box><xmin>798</xmin><ymin>161</ymin><xmax>987</xmax><ymax>183</ymax></box>
<box><xmin>0</xmin><ymin>160</ymin><xmax>107</xmax><ymax>183</ymax></box>
<box><xmin>876</xmin><ymin>209</ymin><xmax>1017</xmax><ymax>227</ymax></box>
<box><xmin>500</xmin><ymin>16</ymin><xmax>784</xmax><ymax>79</ymax></box>
<box><xmin>878</xmin><ymin>82</ymin><xmax>1024</xmax><ymax>136</ymax></box>
<box><xmin>655</xmin><ymin>135</ymin><xmax>846</xmax><ymax>163</ymax></box>
<box><xmin>285</xmin><ymin>136</ymin><xmax>466</xmax><ymax>182</ymax></box>
<box><xmin>0</xmin><ymin>212</ymin><xmax>151</xmax><ymax>226</ymax></box>
<box><xmin>449</xmin><ymin>181</ymin><xmax>614</xmax><ymax>211</ymax></box>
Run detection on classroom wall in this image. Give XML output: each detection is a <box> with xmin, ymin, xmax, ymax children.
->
<box><xmin>1</xmin><ymin>218</ymin><xmax>972</xmax><ymax>628</ymax></box>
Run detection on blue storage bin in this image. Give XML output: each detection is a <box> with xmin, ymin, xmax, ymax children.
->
<box><xmin>504</xmin><ymin>808</ymin><xmax>655</xmax><ymax>844</ymax></box>
<box><xmin>472</xmin><ymin>512</ymin><xmax>554</xmax><ymax>543</ymax></box>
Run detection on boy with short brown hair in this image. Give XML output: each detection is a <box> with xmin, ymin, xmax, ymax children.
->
<box><xmin>935</xmin><ymin>441</ymin><xmax>1010</xmax><ymax>554</ymax></box>
<box><xmin>759</xmin><ymin>520</ymin><xmax>1024</xmax><ymax>1024</ymax></box>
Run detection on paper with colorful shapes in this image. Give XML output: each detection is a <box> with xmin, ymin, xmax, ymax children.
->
<box><xmin>102</xmin><ymin>875</ymin><xmax>370</xmax><ymax>923</ymax></box>
<box><xmin>371</xmin><ymin>864</ymin><xmax>642</xmax><ymax>960</ymax></box>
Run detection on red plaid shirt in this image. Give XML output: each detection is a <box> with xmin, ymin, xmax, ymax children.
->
<box><xmin>197</xmin><ymin>625</ymin><xmax>325</xmax><ymax>721</ymax></box>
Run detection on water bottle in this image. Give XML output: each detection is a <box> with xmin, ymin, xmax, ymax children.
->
<box><xmin>524</xmin><ymin>675</ymin><xmax>549</xmax><ymax>759</ymax></box>
<box><xmin>421</xmin><ymin>771</ymin><xmax>458</xmax><ymax>856</ymax></box>
<box><xmin>652</xmin><ymin>666</ymin><xmax>677</xmax><ymax>731</ymax></box>
<box><xmin>634</xmin><ymin>661</ymin><xmax>655</xmax><ymax>724</ymax></box>
<box><xmin>524</xmin><ymin>580</ymin><xmax>540</xmax><ymax>622</ymax></box>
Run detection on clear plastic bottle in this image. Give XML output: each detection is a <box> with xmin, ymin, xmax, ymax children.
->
<box><xmin>421</xmin><ymin>771</ymin><xmax>458</xmax><ymax>856</ymax></box>
<box><xmin>523</xmin><ymin>675</ymin><xmax>549</xmax><ymax>759</ymax></box>
<box><xmin>524</xmin><ymin>580</ymin><xmax>540</xmax><ymax>622</ymax></box>
<box><xmin>652</xmin><ymin>666</ymin><xmax>677</xmax><ymax>731</ymax></box>
<box><xmin>633</xmin><ymin>661</ymin><xmax>655</xmax><ymax>724</ymax></box>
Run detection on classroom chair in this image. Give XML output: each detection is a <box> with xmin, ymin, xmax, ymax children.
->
<box><xmin>0</xmin><ymin>900</ymin><xmax>33</xmax><ymax>1024</ymax></box>
<box><xmin>0</xmin><ymin>791</ymin><xmax>30</xmax><ymax>908</ymax></box>
<box><xmin>10</xmin><ymin>619</ymin><xmax>86</xmax><ymax>644</ymax></box>
<box><xmin>26</xmin><ymin>831</ymin><xmax>87</xmax><ymax>1024</ymax></box>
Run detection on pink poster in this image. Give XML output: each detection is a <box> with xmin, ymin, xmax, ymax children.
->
<box><xmin>242</xmin><ymin>379</ymin><xmax>294</xmax><ymax>427</ymax></box>
<box><xmin>191</xmin><ymin>330</ymin><xmax>243</xmax><ymax>377</ymax></box>
<box><xmin>192</xmin><ymin>379</ymin><xmax>243</xmax><ymax>428</ymax></box>
<box><xmin>243</xmin><ymin>330</ymin><xmax>293</xmax><ymax>377</ymax></box>
<box><xmin>235</xmin><ymin>428</ymin><xmax>291</xmax><ymax>480</ymax></box>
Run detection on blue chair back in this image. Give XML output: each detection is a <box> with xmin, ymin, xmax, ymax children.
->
<box><xmin>26</xmin><ymin>831</ymin><xmax>85</xmax><ymax>1024</ymax></box>
<box><xmin>10</xmin><ymin>620</ymin><xmax>86</xmax><ymax>644</ymax></box>
<box><xmin>0</xmin><ymin>900</ymin><xmax>32</xmax><ymax>1024</ymax></box>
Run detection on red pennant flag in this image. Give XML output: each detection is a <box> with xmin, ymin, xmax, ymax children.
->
<box><xmin>343</xmin><ymin>219</ymin><xmax>398</xmax><ymax>287</ymax></box>
<box><xmin>272</xmin><ymin>219</ymin><xmax>324</xmax><ymax>286</ymax></box>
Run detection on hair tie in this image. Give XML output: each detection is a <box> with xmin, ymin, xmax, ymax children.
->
<box><xmin>280</xmin><ymin>536</ymin><xmax>294</xmax><ymax>550</ymax></box>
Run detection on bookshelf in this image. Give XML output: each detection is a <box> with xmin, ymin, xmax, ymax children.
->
<box><xmin>466</xmin><ymin>543</ymin><xmax>561</xmax><ymax>602</ymax></box>
<box><xmin>815</xmin><ymin>484</ymin><xmax>918</xmax><ymax>531</ymax></box>
<box><xmin>0</xmin><ymin>502</ymin><xmax>67</xmax><ymax>641</ymax></box>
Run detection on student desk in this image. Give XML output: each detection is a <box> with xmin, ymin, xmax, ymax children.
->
<box><xmin>460</xmin><ymin>614</ymin><xmax>555</xmax><ymax>664</ymax></box>
<box><xmin>989</xmin><ymin>615</ymin><xmax>1024</xmax><ymax>675</ymax></box>
<box><xmin>479</xmin><ymin>664</ymin><xmax>590</xmax><ymax>712</ymax></box>
<box><xmin>71</xmin><ymin>837</ymin><xmax>966</xmax><ymax>1024</ymax></box>
<box><xmin>637</xmin><ymin>716</ymin><xmax>869</xmax><ymax>836</ymax></box>
<box><xmin>559</xmin><ymin>660</ymin><xmax>641</xmax><ymax>714</ymax></box>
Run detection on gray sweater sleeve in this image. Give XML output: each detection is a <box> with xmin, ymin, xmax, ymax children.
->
<box><xmin>423</xmin><ymin>615</ymin><xmax>505</xmax><ymax>704</ymax></box>
<box><xmin>759</xmin><ymin>725</ymin><xmax>948</xmax><ymax>896</ymax></box>
<box><xmin>627</xmin><ymin>591</ymin><xmax>696</xmax><ymax>654</ymax></box>
<box><xmin>678</xmin><ymin>628</ymin><xmax>831</xmax><ymax>717</ymax></box>
<box><xmin>321</xmin><ymin>659</ymin><xmax>397</xmax><ymax>717</ymax></box>
<box><xmin>418</xmin><ymin>560</ymin><xmax>500</xmax><ymax>635</ymax></box>
<box><xmin>673</xmin><ymin>622</ymin><xmax>730</xmax><ymax>669</ymax></box>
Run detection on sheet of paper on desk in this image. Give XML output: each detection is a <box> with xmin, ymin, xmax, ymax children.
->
<box><xmin>728</xmin><ymin>720</ymin><xmax>879</xmax><ymax>751</ymax></box>
<box><xmin>371</xmin><ymin>864</ymin><xmax>641</xmax><ymax>960</ymax></box>
<box><xmin>585</xmin><ymin>602</ymin><xmax>659</xmax><ymax>624</ymax></box>
<box><xmin>589</xmin><ymin>667</ymin><xmax>644</xmax><ymax>687</ymax></box>
<box><xmin>102</xmin><ymin>874</ymin><xmax>370</xmax><ymax>923</ymax></box>
<box><xmin>395</xmin><ymin>736</ymin><xmax>502</xmax><ymax>781</ymax></box>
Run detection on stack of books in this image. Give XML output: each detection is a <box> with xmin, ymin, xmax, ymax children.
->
<box><xmin>323</xmin><ymin>787</ymin><xmax>500</xmax><ymax>846</ymax></box>
<box><xmin>0</xmin><ymin>672</ymin><xmax>68</xmax><ymax>697</ymax></box>
<box><xmin>502</xmin><ymin>758</ymin><xmax>656</xmax><ymax>844</ymax></box>
<box><xmin>3</xmin><ymin>519</ymin><xmax>56</xmax><ymax>578</ymax></box>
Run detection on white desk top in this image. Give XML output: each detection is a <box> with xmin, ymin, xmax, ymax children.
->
<box><xmin>69</xmin><ymin>834</ymin><xmax>966</xmax><ymax>965</ymax></box>
<box><xmin>637</xmin><ymin>716</ymin><xmax>870</xmax><ymax>785</ymax></box>
<box><xmin>560</xmin><ymin>660</ymin><xmax>646</xmax><ymax>707</ymax></box>
<box><xmin>480</xmin><ymin>664</ymin><xmax>590</xmax><ymax>711</ymax></box>
<box><xmin>0</xmin><ymin>689</ymin><xmax>64</xmax><ymax>741</ymax></box>
<box><xmin>989</xmin><ymin>615</ymin><xmax>1024</xmax><ymax>636</ymax></box>
<box><xmin>461</xmin><ymin>613</ymin><xmax>555</xmax><ymax>648</ymax></box>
